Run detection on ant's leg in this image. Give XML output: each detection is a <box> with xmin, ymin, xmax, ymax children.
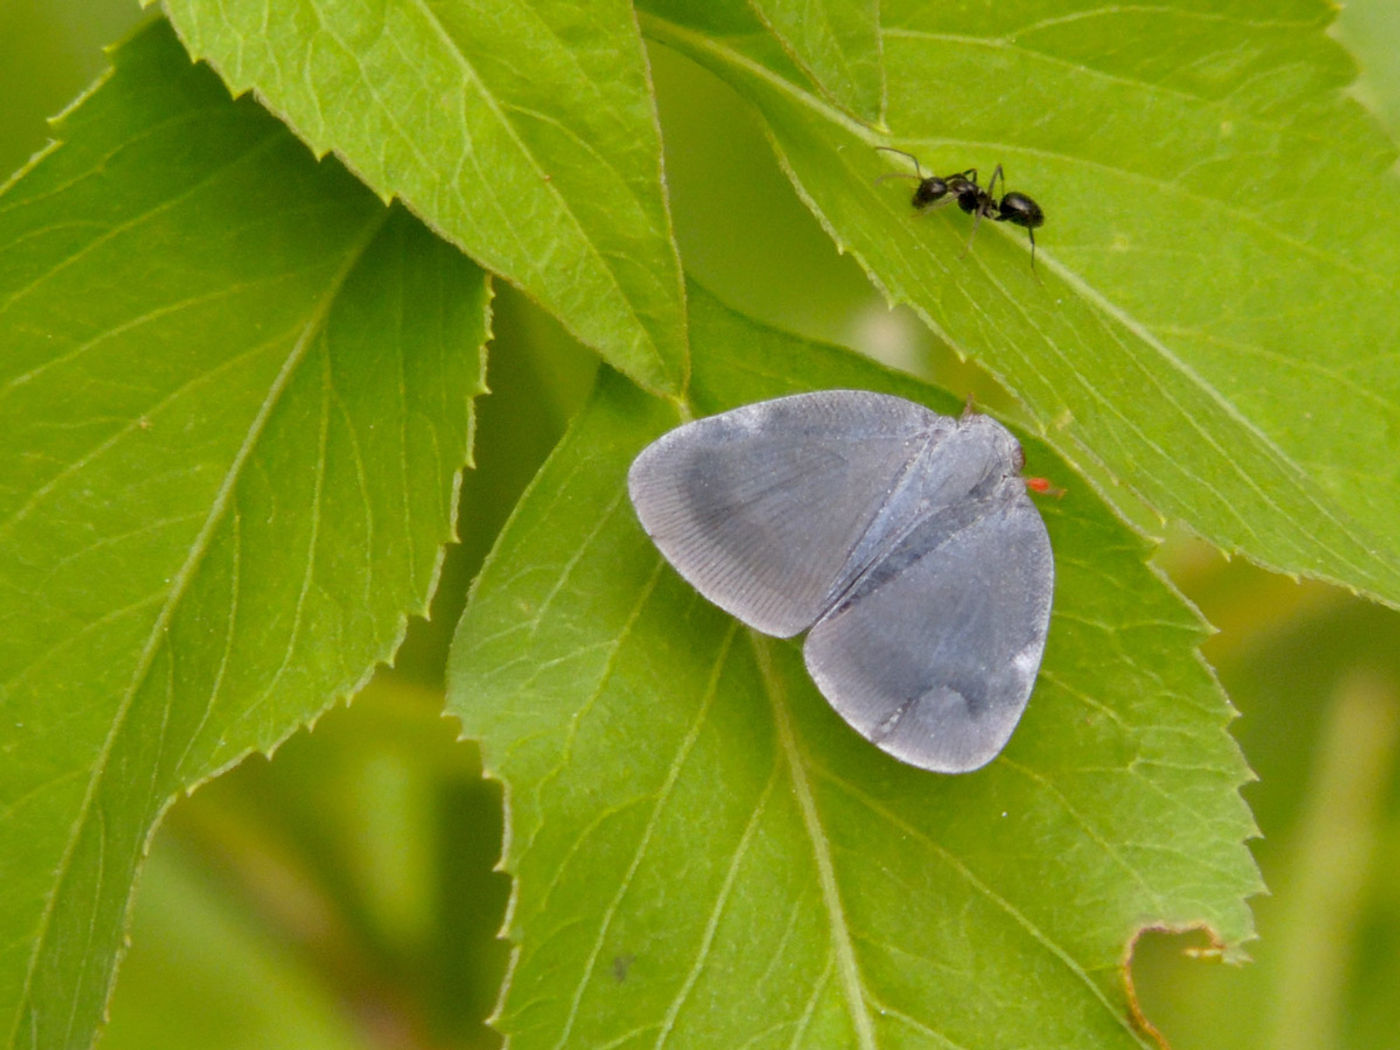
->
<box><xmin>875</xmin><ymin>146</ymin><xmax>925</xmax><ymax>179</ymax></box>
<box><xmin>1028</xmin><ymin>227</ymin><xmax>1037</xmax><ymax>271</ymax></box>
<box><xmin>957</xmin><ymin>168</ymin><xmax>994</xmax><ymax>255</ymax></box>
<box><xmin>987</xmin><ymin>164</ymin><xmax>1004</xmax><ymax>200</ymax></box>
<box><xmin>961</xmin><ymin>199</ymin><xmax>990</xmax><ymax>258</ymax></box>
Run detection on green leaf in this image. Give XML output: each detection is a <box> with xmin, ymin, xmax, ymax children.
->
<box><xmin>158</xmin><ymin>0</ymin><xmax>688</xmax><ymax>395</ymax></box>
<box><xmin>640</xmin><ymin>0</ymin><xmax>1400</xmax><ymax>606</ymax></box>
<box><xmin>0</xmin><ymin>21</ymin><xmax>488</xmax><ymax>1048</ymax></box>
<box><xmin>448</xmin><ymin>283</ymin><xmax>1259</xmax><ymax>1049</ymax></box>
<box><xmin>747</xmin><ymin>0</ymin><xmax>884</xmax><ymax>122</ymax></box>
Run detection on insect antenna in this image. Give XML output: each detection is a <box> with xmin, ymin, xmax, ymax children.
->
<box><xmin>874</xmin><ymin>145</ymin><xmax>926</xmax><ymax>177</ymax></box>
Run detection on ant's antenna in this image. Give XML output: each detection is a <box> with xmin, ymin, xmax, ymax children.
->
<box><xmin>874</xmin><ymin>146</ymin><xmax>925</xmax><ymax>178</ymax></box>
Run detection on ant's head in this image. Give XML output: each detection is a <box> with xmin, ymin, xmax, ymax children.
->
<box><xmin>911</xmin><ymin>176</ymin><xmax>950</xmax><ymax>207</ymax></box>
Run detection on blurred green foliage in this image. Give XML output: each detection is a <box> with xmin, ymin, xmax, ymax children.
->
<box><xmin>3</xmin><ymin>1</ymin><xmax>1399</xmax><ymax>1048</ymax></box>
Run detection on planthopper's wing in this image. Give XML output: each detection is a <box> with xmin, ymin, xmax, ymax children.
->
<box><xmin>804</xmin><ymin>485</ymin><xmax>1053</xmax><ymax>774</ymax></box>
<box><xmin>627</xmin><ymin>390</ymin><xmax>951</xmax><ymax>638</ymax></box>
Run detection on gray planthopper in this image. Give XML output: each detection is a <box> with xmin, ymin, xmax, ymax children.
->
<box><xmin>627</xmin><ymin>389</ymin><xmax>1054</xmax><ymax>774</ymax></box>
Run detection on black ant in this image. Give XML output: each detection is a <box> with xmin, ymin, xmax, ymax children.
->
<box><xmin>875</xmin><ymin>146</ymin><xmax>1045</xmax><ymax>270</ymax></box>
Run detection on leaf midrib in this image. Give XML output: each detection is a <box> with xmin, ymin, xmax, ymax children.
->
<box><xmin>751</xmin><ymin>633</ymin><xmax>878</xmax><ymax>1050</ymax></box>
<box><xmin>402</xmin><ymin>0</ymin><xmax>673</xmax><ymax>384</ymax></box>
<box><xmin>810</xmin><ymin>761</ymin><xmax>1156</xmax><ymax>1048</ymax></box>
<box><xmin>652</xmin><ymin>12</ymin><xmax>1398</xmax><ymax>599</ymax></box>
<box><xmin>10</xmin><ymin>204</ymin><xmax>394</xmax><ymax>1045</ymax></box>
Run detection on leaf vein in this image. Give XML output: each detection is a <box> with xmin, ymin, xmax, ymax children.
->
<box><xmin>548</xmin><ymin>621</ymin><xmax>739</xmax><ymax>1050</ymax></box>
<box><xmin>752</xmin><ymin>634</ymin><xmax>878</xmax><ymax>1050</ymax></box>
<box><xmin>10</xmin><ymin>206</ymin><xmax>392</xmax><ymax>1037</ymax></box>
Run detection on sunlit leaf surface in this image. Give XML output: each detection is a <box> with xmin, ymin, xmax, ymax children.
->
<box><xmin>160</xmin><ymin>0</ymin><xmax>689</xmax><ymax>394</ymax></box>
<box><xmin>0</xmin><ymin>23</ymin><xmax>488</xmax><ymax>1047</ymax></box>
<box><xmin>642</xmin><ymin>0</ymin><xmax>1400</xmax><ymax>606</ymax></box>
<box><xmin>748</xmin><ymin>0</ymin><xmax>884</xmax><ymax>121</ymax></box>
